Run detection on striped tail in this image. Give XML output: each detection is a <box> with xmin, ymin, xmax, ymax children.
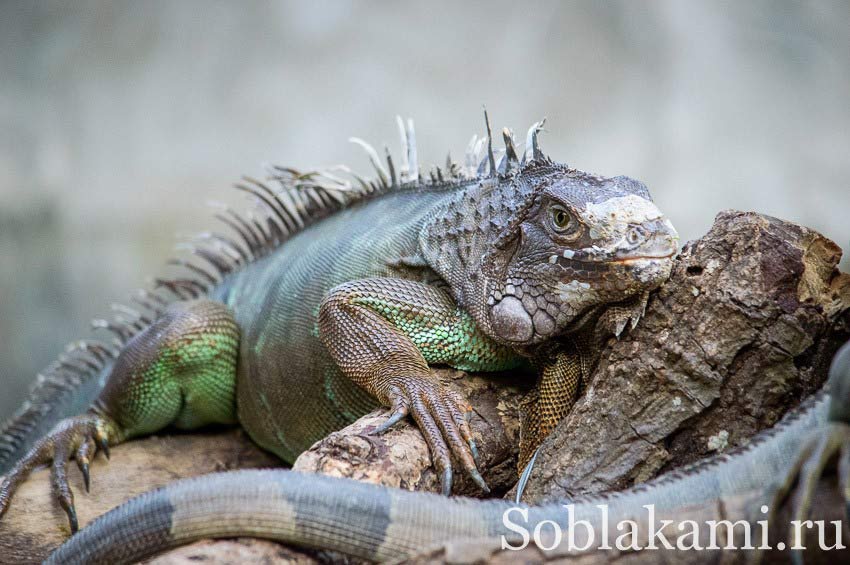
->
<box><xmin>46</xmin><ymin>469</ymin><xmax>510</xmax><ymax>564</ymax></box>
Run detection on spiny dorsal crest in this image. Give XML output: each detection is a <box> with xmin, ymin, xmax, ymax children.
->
<box><xmin>103</xmin><ymin>113</ymin><xmax>550</xmax><ymax>349</ymax></box>
<box><xmin>112</xmin><ymin>112</ymin><xmax>550</xmax><ymax>343</ymax></box>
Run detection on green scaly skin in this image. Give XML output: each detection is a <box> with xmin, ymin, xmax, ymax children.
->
<box><xmin>94</xmin><ymin>300</ymin><xmax>240</xmax><ymax>437</ymax></box>
<box><xmin>45</xmin><ymin>342</ymin><xmax>850</xmax><ymax>564</ymax></box>
<box><xmin>0</xmin><ymin>118</ymin><xmax>679</xmax><ymax>537</ymax></box>
<box><xmin>350</xmin><ymin>292</ymin><xmax>523</xmax><ymax>373</ymax></box>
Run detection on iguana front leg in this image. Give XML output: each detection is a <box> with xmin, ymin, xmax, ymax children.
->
<box><xmin>0</xmin><ymin>299</ymin><xmax>239</xmax><ymax>532</ymax></box>
<box><xmin>318</xmin><ymin>277</ymin><xmax>523</xmax><ymax>495</ymax></box>
<box><xmin>518</xmin><ymin>348</ymin><xmax>583</xmax><ymax>471</ymax></box>
<box><xmin>517</xmin><ymin>293</ymin><xmax>650</xmax><ymax>472</ymax></box>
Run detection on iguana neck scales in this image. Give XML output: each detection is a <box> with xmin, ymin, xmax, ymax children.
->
<box><xmin>47</xmin><ymin>342</ymin><xmax>850</xmax><ymax>563</ymax></box>
<box><xmin>0</xmin><ymin>114</ymin><xmax>678</xmax><ymax>536</ymax></box>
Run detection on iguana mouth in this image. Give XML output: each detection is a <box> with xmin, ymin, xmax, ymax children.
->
<box><xmin>552</xmin><ymin>250</ymin><xmax>675</xmax><ymax>267</ymax></box>
<box><xmin>611</xmin><ymin>251</ymin><xmax>677</xmax><ymax>265</ymax></box>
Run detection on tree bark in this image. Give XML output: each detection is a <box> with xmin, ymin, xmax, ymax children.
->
<box><xmin>2</xmin><ymin>210</ymin><xmax>849</xmax><ymax>563</ymax></box>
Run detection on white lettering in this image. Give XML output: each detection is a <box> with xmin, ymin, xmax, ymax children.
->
<box><xmin>564</xmin><ymin>504</ymin><xmax>595</xmax><ymax>551</ymax></box>
<box><xmin>676</xmin><ymin>520</ymin><xmax>703</xmax><ymax>550</ymax></box>
<box><xmin>533</xmin><ymin>519</ymin><xmax>563</xmax><ymax>551</ymax></box>
<box><xmin>616</xmin><ymin>519</ymin><xmax>641</xmax><ymax>551</ymax></box>
<box><xmin>706</xmin><ymin>519</ymin><xmax>754</xmax><ymax>550</ymax></box>
<box><xmin>644</xmin><ymin>505</ymin><xmax>674</xmax><ymax>550</ymax></box>
<box><xmin>501</xmin><ymin>507</ymin><xmax>530</xmax><ymax>550</ymax></box>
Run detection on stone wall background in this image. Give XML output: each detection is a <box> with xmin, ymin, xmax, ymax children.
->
<box><xmin>1</xmin><ymin>1</ymin><xmax>849</xmax><ymax>419</ymax></box>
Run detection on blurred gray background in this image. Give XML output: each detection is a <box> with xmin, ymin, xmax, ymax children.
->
<box><xmin>1</xmin><ymin>1</ymin><xmax>849</xmax><ymax>420</ymax></box>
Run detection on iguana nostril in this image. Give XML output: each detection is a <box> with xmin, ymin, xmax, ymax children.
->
<box><xmin>627</xmin><ymin>227</ymin><xmax>642</xmax><ymax>245</ymax></box>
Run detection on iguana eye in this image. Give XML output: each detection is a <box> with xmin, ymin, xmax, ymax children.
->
<box><xmin>549</xmin><ymin>205</ymin><xmax>579</xmax><ymax>237</ymax></box>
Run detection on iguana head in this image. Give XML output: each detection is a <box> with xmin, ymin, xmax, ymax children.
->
<box><xmin>422</xmin><ymin>160</ymin><xmax>678</xmax><ymax>348</ymax></box>
<box><xmin>484</xmin><ymin>163</ymin><xmax>678</xmax><ymax>345</ymax></box>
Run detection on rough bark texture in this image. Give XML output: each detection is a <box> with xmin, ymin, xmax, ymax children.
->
<box><xmin>2</xmin><ymin>211</ymin><xmax>849</xmax><ymax>564</ymax></box>
<box><xmin>146</xmin><ymin>538</ymin><xmax>322</xmax><ymax>565</ymax></box>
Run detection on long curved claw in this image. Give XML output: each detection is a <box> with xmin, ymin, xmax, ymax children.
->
<box><xmin>515</xmin><ymin>446</ymin><xmax>542</xmax><ymax>504</ymax></box>
<box><xmin>468</xmin><ymin>439</ymin><xmax>481</xmax><ymax>467</ymax></box>
<box><xmin>381</xmin><ymin>380</ymin><xmax>488</xmax><ymax>496</ymax></box>
<box><xmin>65</xmin><ymin>505</ymin><xmax>79</xmax><ymax>535</ymax></box>
<box><xmin>0</xmin><ymin>413</ymin><xmax>119</xmax><ymax>533</ymax></box>
<box><xmin>77</xmin><ymin>460</ymin><xmax>91</xmax><ymax>494</ymax></box>
<box><xmin>95</xmin><ymin>432</ymin><xmax>110</xmax><ymax>460</ymax></box>
<box><xmin>75</xmin><ymin>437</ymin><xmax>96</xmax><ymax>493</ymax></box>
<box><xmin>371</xmin><ymin>389</ymin><xmax>410</xmax><ymax>435</ymax></box>
<box><xmin>51</xmin><ymin>444</ymin><xmax>79</xmax><ymax>533</ymax></box>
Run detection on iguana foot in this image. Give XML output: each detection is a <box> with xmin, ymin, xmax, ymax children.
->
<box><xmin>595</xmin><ymin>290</ymin><xmax>650</xmax><ymax>340</ymax></box>
<box><xmin>372</xmin><ymin>378</ymin><xmax>488</xmax><ymax>496</ymax></box>
<box><xmin>0</xmin><ymin>412</ymin><xmax>120</xmax><ymax>533</ymax></box>
<box><xmin>1</xmin><ymin>299</ymin><xmax>238</xmax><ymax>535</ymax></box>
<box><xmin>319</xmin><ymin>278</ymin><xmax>509</xmax><ymax>497</ymax></box>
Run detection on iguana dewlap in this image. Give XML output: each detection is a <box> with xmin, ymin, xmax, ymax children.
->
<box><xmin>0</xmin><ymin>115</ymin><xmax>678</xmax><ymax>533</ymax></box>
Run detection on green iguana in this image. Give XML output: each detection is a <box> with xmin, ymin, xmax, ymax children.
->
<box><xmin>44</xmin><ymin>339</ymin><xmax>850</xmax><ymax>564</ymax></box>
<box><xmin>0</xmin><ymin>114</ymin><xmax>678</xmax><ymax>536</ymax></box>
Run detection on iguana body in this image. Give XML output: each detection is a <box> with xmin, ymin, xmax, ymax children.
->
<box><xmin>47</xmin><ymin>341</ymin><xmax>850</xmax><ymax>563</ymax></box>
<box><xmin>0</xmin><ymin>116</ymin><xmax>678</xmax><ymax>532</ymax></box>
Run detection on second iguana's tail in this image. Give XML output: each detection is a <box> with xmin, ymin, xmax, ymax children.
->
<box><xmin>45</xmin><ymin>469</ymin><xmax>513</xmax><ymax>564</ymax></box>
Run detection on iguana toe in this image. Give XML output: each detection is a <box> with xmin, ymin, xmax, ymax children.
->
<box><xmin>75</xmin><ymin>436</ymin><xmax>96</xmax><ymax>492</ymax></box>
<box><xmin>371</xmin><ymin>388</ymin><xmax>410</xmax><ymax>435</ymax></box>
<box><xmin>467</xmin><ymin>439</ymin><xmax>480</xmax><ymax>466</ymax></box>
<box><xmin>77</xmin><ymin>459</ymin><xmax>91</xmax><ymax>493</ymax></box>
